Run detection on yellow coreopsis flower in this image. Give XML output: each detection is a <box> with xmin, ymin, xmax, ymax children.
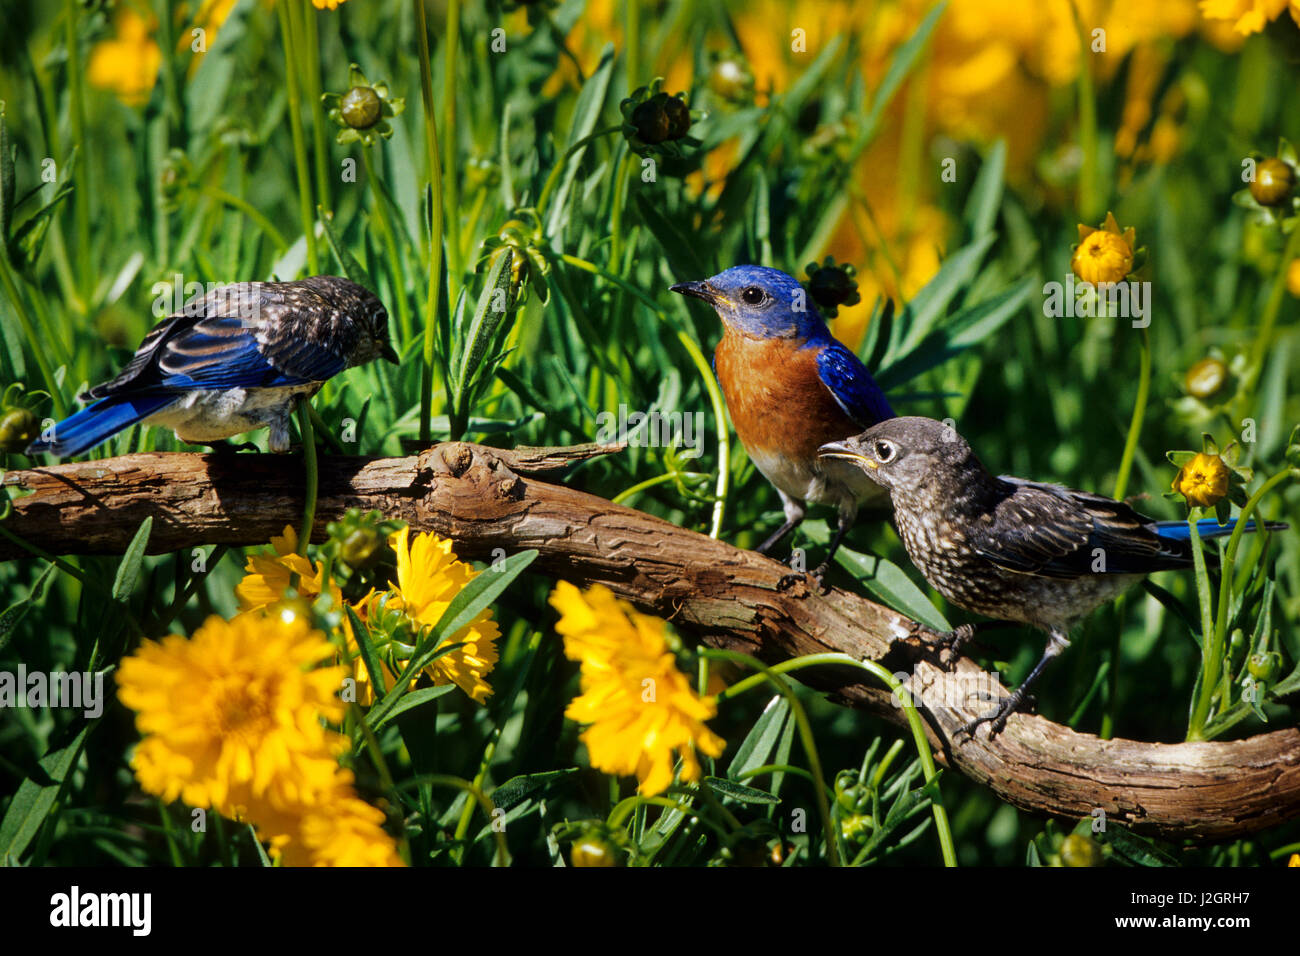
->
<box><xmin>116</xmin><ymin>611</ymin><xmax>347</xmax><ymax>815</ymax></box>
<box><xmin>377</xmin><ymin>527</ymin><xmax>500</xmax><ymax>704</ymax></box>
<box><xmin>550</xmin><ymin>581</ymin><xmax>725</xmax><ymax>796</ymax></box>
<box><xmin>1172</xmin><ymin>452</ymin><xmax>1231</xmax><ymax>507</ymax></box>
<box><xmin>87</xmin><ymin>6</ymin><xmax>162</xmax><ymax>106</ymax></box>
<box><xmin>236</xmin><ymin>525</ymin><xmax>338</xmax><ymax>612</ymax></box>
<box><xmin>1071</xmin><ymin>212</ymin><xmax>1136</xmax><ymax>285</ymax></box>
<box><xmin>1199</xmin><ymin>0</ymin><xmax>1300</xmax><ymax>35</ymax></box>
<box><xmin>313</xmin><ymin>0</ymin><xmax>349</xmax><ymax>9</ymax></box>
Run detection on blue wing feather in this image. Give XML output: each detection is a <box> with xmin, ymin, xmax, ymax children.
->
<box><xmin>813</xmin><ymin>339</ymin><xmax>894</xmax><ymax>428</ymax></box>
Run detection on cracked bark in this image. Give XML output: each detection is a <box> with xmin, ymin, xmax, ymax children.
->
<box><xmin>3</xmin><ymin>441</ymin><xmax>1297</xmax><ymax>841</ymax></box>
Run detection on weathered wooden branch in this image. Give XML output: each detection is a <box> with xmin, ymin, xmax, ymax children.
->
<box><xmin>3</xmin><ymin>442</ymin><xmax>1297</xmax><ymax>841</ymax></box>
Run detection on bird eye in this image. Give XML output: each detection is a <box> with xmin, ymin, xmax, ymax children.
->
<box><xmin>740</xmin><ymin>286</ymin><xmax>766</xmax><ymax>305</ymax></box>
<box><xmin>873</xmin><ymin>440</ymin><xmax>896</xmax><ymax>463</ymax></box>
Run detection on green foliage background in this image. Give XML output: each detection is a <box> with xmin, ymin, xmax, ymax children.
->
<box><xmin>0</xmin><ymin>0</ymin><xmax>1296</xmax><ymax>866</ymax></box>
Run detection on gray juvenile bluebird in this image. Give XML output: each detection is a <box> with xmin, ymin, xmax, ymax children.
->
<box><xmin>27</xmin><ymin>275</ymin><xmax>397</xmax><ymax>458</ymax></box>
<box><xmin>819</xmin><ymin>416</ymin><xmax>1287</xmax><ymax>737</ymax></box>
<box><xmin>671</xmin><ymin>265</ymin><xmax>894</xmax><ymax>578</ymax></box>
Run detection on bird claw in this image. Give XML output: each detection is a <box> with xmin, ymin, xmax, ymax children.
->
<box><xmin>954</xmin><ymin>689</ymin><xmax>1033</xmax><ymax>742</ymax></box>
<box><xmin>906</xmin><ymin>622</ymin><xmax>974</xmax><ymax>666</ymax></box>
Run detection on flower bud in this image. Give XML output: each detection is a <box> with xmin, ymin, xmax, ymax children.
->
<box><xmin>341</xmin><ymin>86</ymin><xmax>383</xmax><ymax>130</ymax></box>
<box><xmin>1249</xmin><ymin>158</ymin><xmax>1294</xmax><ymax>207</ymax></box>
<box><xmin>1184</xmin><ymin>357</ymin><xmax>1228</xmax><ymax>401</ymax></box>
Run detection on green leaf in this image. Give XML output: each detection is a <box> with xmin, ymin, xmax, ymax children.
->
<box><xmin>727</xmin><ymin>695</ymin><xmax>789</xmax><ymax>779</ymax></box>
<box><xmin>491</xmin><ymin>769</ymin><xmax>581</xmax><ymax>813</ymax></box>
<box><xmin>318</xmin><ymin>205</ymin><xmax>375</xmax><ymax>290</ymax></box>
<box><xmin>8</xmin><ymin>181</ymin><xmax>72</xmax><ymax>271</ymax></box>
<box><xmin>344</xmin><ymin>603</ymin><xmax>386</xmax><ymax>706</ymax></box>
<box><xmin>836</xmin><ymin>545</ymin><xmax>951</xmax><ymax>632</ymax></box>
<box><xmin>0</xmin><ymin>562</ymin><xmax>55</xmax><ymax>655</ymax></box>
<box><xmin>372</xmin><ymin>684</ymin><xmax>458</xmax><ymax>730</ymax></box>
<box><xmin>860</xmin><ymin>1</ymin><xmax>946</xmax><ymax>142</ymax></box>
<box><xmin>0</xmin><ymin>101</ymin><xmax>14</xmax><ymax>242</ymax></box>
<box><xmin>0</xmin><ymin>723</ymin><xmax>92</xmax><ymax>863</ymax></box>
<box><xmin>111</xmin><ymin>517</ymin><xmax>153</xmax><ymax>601</ymax></box>
<box><xmin>963</xmin><ymin>140</ymin><xmax>1006</xmax><ymax>237</ymax></box>
<box><xmin>544</xmin><ymin>44</ymin><xmax>615</xmax><ymax>238</ymax></box>
<box><xmin>703</xmin><ymin>775</ymin><xmax>780</xmax><ymax>805</ymax></box>
<box><xmin>453</xmin><ymin>248</ymin><xmax>515</xmax><ymax>402</ymax></box>
<box><xmin>891</xmin><ymin>233</ymin><xmax>995</xmax><ymax>359</ymax></box>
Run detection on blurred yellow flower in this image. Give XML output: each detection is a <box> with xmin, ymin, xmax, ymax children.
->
<box><xmin>1071</xmin><ymin>212</ymin><xmax>1136</xmax><ymax>285</ymax></box>
<box><xmin>88</xmin><ymin>7</ymin><xmax>162</xmax><ymax>106</ymax></box>
<box><xmin>550</xmin><ymin>581</ymin><xmax>725</xmax><ymax>796</ymax></box>
<box><xmin>116</xmin><ymin>611</ymin><xmax>347</xmax><ymax>814</ymax></box>
<box><xmin>313</xmin><ymin>0</ymin><xmax>350</xmax><ymax>9</ymax></box>
<box><xmin>1199</xmin><ymin>0</ymin><xmax>1300</xmax><ymax>35</ymax></box>
<box><xmin>377</xmin><ymin>526</ymin><xmax>500</xmax><ymax>704</ymax></box>
<box><xmin>1172</xmin><ymin>452</ymin><xmax>1231</xmax><ymax>507</ymax></box>
<box><xmin>1287</xmin><ymin>259</ymin><xmax>1300</xmax><ymax>297</ymax></box>
<box><xmin>253</xmin><ymin>787</ymin><xmax>404</xmax><ymax>867</ymax></box>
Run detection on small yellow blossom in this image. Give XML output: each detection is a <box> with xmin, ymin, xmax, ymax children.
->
<box><xmin>1199</xmin><ymin>0</ymin><xmax>1300</xmax><ymax>36</ymax></box>
<box><xmin>377</xmin><ymin>527</ymin><xmax>500</xmax><ymax>704</ymax></box>
<box><xmin>1287</xmin><ymin>260</ymin><xmax>1300</xmax><ymax>298</ymax></box>
<box><xmin>87</xmin><ymin>7</ymin><xmax>162</xmax><ymax>106</ymax></box>
<box><xmin>237</xmin><ymin>525</ymin><xmax>340</xmax><ymax>612</ymax></box>
<box><xmin>313</xmin><ymin>0</ymin><xmax>350</xmax><ymax>9</ymax></box>
<box><xmin>116</xmin><ymin>612</ymin><xmax>347</xmax><ymax>814</ymax></box>
<box><xmin>1072</xmin><ymin>212</ymin><xmax>1136</xmax><ymax>285</ymax></box>
<box><xmin>550</xmin><ymin>582</ymin><xmax>725</xmax><ymax>796</ymax></box>
<box><xmin>1172</xmin><ymin>452</ymin><xmax>1231</xmax><ymax>507</ymax></box>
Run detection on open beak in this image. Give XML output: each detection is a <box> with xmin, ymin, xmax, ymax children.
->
<box><xmin>670</xmin><ymin>280</ymin><xmax>722</xmax><ymax>305</ymax></box>
<box><xmin>381</xmin><ymin>342</ymin><xmax>400</xmax><ymax>365</ymax></box>
<box><xmin>818</xmin><ymin>440</ymin><xmax>876</xmax><ymax>468</ymax></box>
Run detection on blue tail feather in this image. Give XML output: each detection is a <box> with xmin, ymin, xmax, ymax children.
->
<box><xmin>26</xmin><ymin>394</ymin><xmax>176</xmax><ymax>458</ymax></box>
<box><xmin>1155</xmin><ymin>517</ymin><xmax>1287</xmax><ymax>541</ymax></box>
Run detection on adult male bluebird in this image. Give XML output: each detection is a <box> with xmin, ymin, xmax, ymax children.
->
<box><xmin>820</xmin><ymin>416</ymin><xmax>1287</xmax><ymax>737</ymax></box>
<box><xmin>27</xmin><ymin>275</ymin><xmax>397</xmax><ymax>458</ymax></box>
<box><xmin>671</xmin><ymin>265</ymin><xmax>894</xmax><ymax>578</ymax></box>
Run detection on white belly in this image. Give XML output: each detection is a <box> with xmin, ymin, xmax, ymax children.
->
<box><xmin>143</xmin><ymin>385</ymin><xmax>318</xmax><ymax>451</ymax></box>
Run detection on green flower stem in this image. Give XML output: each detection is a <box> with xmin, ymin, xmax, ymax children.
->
<box><xmin>442</xmin><ymin>0</ymin><xmax>461</xmax><ymax>297</ymax></box>
<box><xmin>1243</xmin><ymin>215</ymin><xmax>1300</xmax><ymax>404</ymax></box>
<box><xmin>200</xmin><ymin>187</ymin><xmax>289</xmax><ymax>250</ymax></box>
<box><xmin>717</xmin><ymin>650</ymin><xmax>956</xmax><ymax>867</ymax></box>
<box><xmin>415</xmin><ymin>0</ymin><xmax>445</xmax><ymax>445</ymax></box>
<box><xmin>401</xmin><ymin>774</ymin><xmax>508</xmax><ymax>866</ymax></box>
<box><xmin>276</xmin><ymin>0</ymin><xmax>319</xmax><ymax>274</ymax></box>
<box><xmin>360</xmin><ymin>148</ymin><xmax>414</xmax><ymax>344</ymax></box>
<box><xmin>300</xmin><ymin>0</ymin><xmax>331</xmax><ymax>216</ymax></box>
<box><xmin>1189</xmin><ymin>468</ymin><xmax>1294</xmax><ymax>738</ymax></box>
<box><xmin>554</xmin><ymin>252</ymin><xmax>731</xmax><ymax>536</ymax></box>
<box><xmin>1111</xmin><ymin>326</ymin><xmax>1150</xmax><ymax>502</ymax></box>
<box><xmin>0</xmin><ymin>253</ymin><xmax>67</xmax><ymax>417</ymax></box>
<box><xmin>295</xmin><ymin>398</ymin><xmax>318</xmax><ymax>557</ymax></box>
<box><xmin>612</xmin><ymin>470</ymin><xmax>704</xmax><ymax>505</ymax></box>
<box><xmin>703</xmin><ymin>648</ymin><xmax>841</xmax><ymax>866</ymax></box>
<box><xmin>608</xmin><ymin>795</ymin><xmax>731</xmax><ymax>837</ymax></box>
<box><xmin>1101</xmin><ymin>324</ymin><xmax>1149</xmax><ymax>738</ymax></box>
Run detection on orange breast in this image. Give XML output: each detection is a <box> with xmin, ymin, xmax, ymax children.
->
<box><xmin>714</xmin><ymin>330</ymin><xmax>863</xmax><ymax>462</ymax></box>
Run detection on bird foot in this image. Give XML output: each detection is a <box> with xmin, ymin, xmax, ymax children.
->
<box><xmin>954</xmin><ymin>689</ymin><xmax>1034</xmax><ymax>742</ymax></box>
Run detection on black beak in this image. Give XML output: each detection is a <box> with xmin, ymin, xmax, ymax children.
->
<box><xmin>381</xmin><ymin>342</ymin><xmax>400</xmax><ymax>365</ymax></box>
<box><xmin>670</xmin><ymin>280</ymin><xmax>720</xmax><ymax>304</ymax></box>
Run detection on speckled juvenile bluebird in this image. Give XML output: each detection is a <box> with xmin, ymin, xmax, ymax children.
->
<box><xmin>27</xmin><ymin>275</ymin><xmax>397</xmax><ymax>458</ymax></box>
<box><xmin>820</xmin><ymin>416</ymin><xmax>1288</xmax><ymax>737</ymax></box>
<box><xmin>671</xmin><ymin>266</ymin><xmax>894</xmax><ymax>577</ymax></box>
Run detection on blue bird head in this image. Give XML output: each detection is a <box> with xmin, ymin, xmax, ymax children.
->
<box><xmin>671</xmin><ymin>265</ymin><xmax>827</xmax><ymax>339</ymax></box>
